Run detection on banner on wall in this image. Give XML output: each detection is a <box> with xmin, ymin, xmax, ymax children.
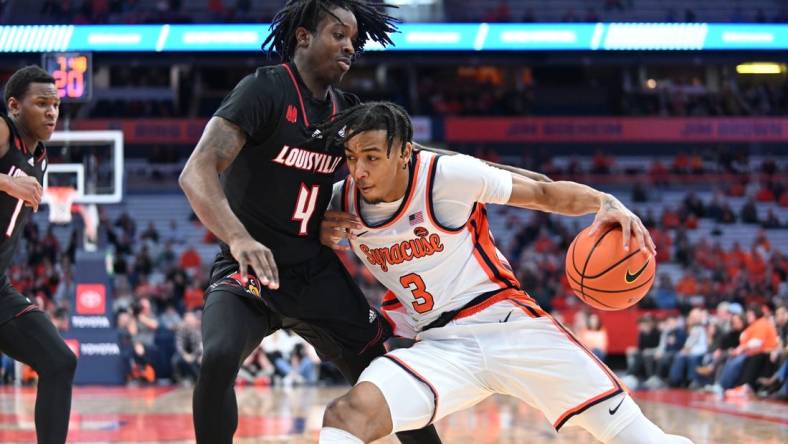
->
<box><xmin>445</xmin><ymin>117</ymin><xmax>788</xmax><ymax>143</ymax></box>
<box><xmin>71</xmin><ymin>117</ymin><xmax>433</xmax><ymax>144</ymax></box>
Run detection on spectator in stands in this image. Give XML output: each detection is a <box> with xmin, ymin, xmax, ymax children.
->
<box><xmin>646</xmin><ymin>315</ymin><xmax>687</xmax><ymax>389</ymax></box>
<box><xmin>675</xmin><ymin>271</ymin><xmax>698</xmax><ymax>300</ymax></box>
<box><xmin>697</xmin><ymin>309</ymin><xmax>744</xmax><ymax>385</ymax></box>
<box><xmin>156</xmin><ymin>240</ymin><xmax>177</xmax><ymax>269</ymax></box>
<box><xmin>178</xmin><ymin>246</ymin><xmax>201</xmax><ymax>273</ymax></box>
<box><xmin>669</xmin><ymin>308</ymin><xmax>708</xmax><ymax>388</ymax></box>
<box><xmin>159</xmin><ymin>304</ymin><xmax>182</xmax><ymax>331</ymax></box>
<box><xmin>141</xmin><ymin>221</ymin><xmax>160</xmax><ymax>244</ymax></box>
<box><xmin>757</xmin><ymin>304</ymin><xmax>788</xmax><ymax>400</ymax></box>
<box><xmin>631</xmin><ymin>182</ymin><xmax>648</xmax><ymax>203</ymax></box>
<box><xmin>653</xmin><ymin>274</ymin><xmax>678</xmax><ymax>309</ymax></box>
<box><xmin>682</xmin><ymin>192</ymin><xmax>705</xmax><ymax>219</ymax></box>
<box><xmin>261</xmin><ymin>330</ymin><xmax>320</xmax><ymax>387</ymax></box>
<box><xmin>133</xmin><ymin>245</ymin><xmax>154</xmax><ymax>278</ymax></box>
<box><xmin>131</xmin><ymin>298</ymin><xmax>159</xmax><ymax>370</ymax></box>
<box><xmin>51</xmin><ymin>307</ymin><xmax>70</xmax><ymax>333</ymax></box>
<box><xmin>236</xmin><ymin>344</ymin><xmax>274</xmax><ymax>387</ymax></box>
<box><xmin>625</xmin><ymin>314</ymin><xmax>661</xmax><ymax>385</ymax></box>
<box><xmin>183</xmin><ymin>279</ymin><xmax>205</xmax><ymax>312</ymax></box>
<box><xmin>577</xmin><ymin>313</ymin><xmax>608</xmax><ymax>361</ymax></box>
<box><xmin>740</xmin><ymin>198</ymin><xmax>759</xmax><ymax>224</ymax></box>
<box><xmin>163</xmin><ymin>219</ymin><xmax>185</xmax><ymax>245</ymax></box>
<box><xmin>762</xmin><ymin>209</ymin><xmax>782</xmax><ymax>229</ymax></box>
<box><xmin>173</xmin><ymin>311</ymin><xmax>202</xmax><ymax>385</ymax></box>
<box><xmin>720</xmin><ymin>304</ymin><xmax>779</xmax><ymax>398</ymax></box>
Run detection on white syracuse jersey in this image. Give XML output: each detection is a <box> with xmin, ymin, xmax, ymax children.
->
<box><xmin>334</xmin><ymin>151</ymin><xmax>540</xmax><ymax>336</ymax></box>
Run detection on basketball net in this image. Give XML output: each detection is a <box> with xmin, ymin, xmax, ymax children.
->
<box><xmin>44</xmin><ymin>187</ymin><xmax>99</xmax><ymax>252</ymax></box>
<box><xmin>45</xmin><ymin>186</ymin><xmax>76</xmax><ymax>224</ymax></box>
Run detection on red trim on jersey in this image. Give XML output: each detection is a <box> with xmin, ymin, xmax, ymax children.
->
<box><xmin>467</xmin><ymin>222</ymin><xmax>507</xmax><ymax>289</ymax></box>
<box><xmin>14</xmin><ymin>305</ymin><xmax>39</xmax><ymax>318</ymax></box>
<box><xmin>423</xmin><ymin>154</ymin><xmax>465</xmax><ymax>234</ymax></box>
<box><xmin>381</xmin><ymin>290</ymin><xmax>402</xmax><ymax>309</ymax></box>
<box><xmin>384</xmin><ymin>354</ymin><xmax>440</xmax><ymax>426</ymax></box>
<box><xmin>356</xmin><ymin>152</ymin><xmax>422</xmax><ymax>230</ymax></box>
<box><xmin>469</xmin><ymin>204</ymin><xmax>519</xmax><ymax>287</ymax></box>
<box><xmin>464</xmin><ymin>205</ymin><xmax>516</xmax><ymax>290</ymax></box>
<box><xmin>281</xmin><ymin>63</ymin><xmax>337</xmax><ymax>127</ymax></box>
<box><xmin>452</xmin><ymin>288</ymin><xmax>542</xmax><ymax>321</ymax></box>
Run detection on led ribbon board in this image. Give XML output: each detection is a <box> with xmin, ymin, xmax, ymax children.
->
<box><xmin>2</xmin><ymin>23</ymin><xmax>788</xmax><ymax>52</ymax></box>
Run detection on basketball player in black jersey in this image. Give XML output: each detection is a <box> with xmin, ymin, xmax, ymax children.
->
<box><xmin>180</xmin><ymin>2</ymin><xmax>545</xmax><ymax>443</ymax></box>
<box><xmin>0</xmin><ymin>66</ymin><xmax>76</xmax><ymax>444</ymax></box>
<box><xmin>180</xmin><ymin>2</ymin><xmax>444</xmax><ymax>443</ymax></box>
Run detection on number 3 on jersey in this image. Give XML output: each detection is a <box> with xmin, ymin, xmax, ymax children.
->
<box><xmin>292</xmin><ymin>183</ymin><xmax>319</xmax><ymax>236</ymax></box>
<box><xmin>400</xmin><ymin>273</ymin><xmax>434</xmax><ymax>313</ymax></box>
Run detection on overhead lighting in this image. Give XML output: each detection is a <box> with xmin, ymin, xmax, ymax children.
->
<box><xmin>646</xmin><ymin>79</ymin><xmax>657</xmax><ymax>89</ymax></box>
<box><xmin>736</xmin><ymin>62</ymin><xmax>785</xmax><ymax>74</ymax></box>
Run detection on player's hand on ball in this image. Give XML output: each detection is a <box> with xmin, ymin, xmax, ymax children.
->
<box><xmin>7</xmin><ymin>175</ymin><xmax>42</xmax><ymax>212</ymax></box>
<box><xmin>589</xmin><ymin>194</ymin><xmax>656</xmax><ymax>256</ymax></box>
<box><xmin>229</xmin><ymin>234</ymin><xmax>279</xmax><ymax>289</ymax></box>
<box><xmin>321</xmin><ymin>210</ymin><xmax>362</xmax><ymax>251</ymax></box>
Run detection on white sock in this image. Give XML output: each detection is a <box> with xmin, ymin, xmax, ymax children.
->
<box><xmin>607</xmin><ymin>413</ymin><xmax>694</xmax><ymax>444</ymax></box>
<box><xmin>319</xmin><ymin>427</ymin><xmax>364</xmax><ymax>444</ymax></box>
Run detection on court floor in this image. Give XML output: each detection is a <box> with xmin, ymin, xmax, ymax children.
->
<box><xmin>0</xmin><ymin>386</ymin><xmax>785</xmax><ymax>443</ymax></box>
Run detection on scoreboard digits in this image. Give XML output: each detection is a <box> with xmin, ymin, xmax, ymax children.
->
<box><xmin>41</xmin><ymin>53</ymin><xmax>92</xmax><ymax>102</ymax></box>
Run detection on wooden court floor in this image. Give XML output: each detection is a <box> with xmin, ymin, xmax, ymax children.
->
<box><xmin>0</xmin><ymin>386</ymin><xmax>785</xmax><ymax>443</ymax></box>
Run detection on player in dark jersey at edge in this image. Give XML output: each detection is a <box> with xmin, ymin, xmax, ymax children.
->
<box><xmin>180</xmin><ymin>2</ymin><xmax>546</xmax><ymax>443</ymax></box>
<box><xmin>0</xmin><ymin>66</ymin><xmax>77</xmax><ymax>444</ymax></box>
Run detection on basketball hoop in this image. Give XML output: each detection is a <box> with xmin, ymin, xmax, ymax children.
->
<box><xmin>45</xmin><ymin>186</ymin><xmax>77</xmax><ymax>224</ymax></box>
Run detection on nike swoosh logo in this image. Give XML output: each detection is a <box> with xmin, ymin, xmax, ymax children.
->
<box><xmin>625</xmin><ymin>260</ymin><xmax>650</xmax><ymax>283</ymax></box>
<box><xmin>499</xmin><ymin>310</ymin><xmax>512</xmax><ymax>323</ymax></box>
<box><xmin>356</xmin><ymin>231</ymin><xmax>369</xmax><ymax>237</ymax></box>
<box><xmin>608</xmin><ymin>396</ymin><xmax>625</xmax><ymax>415</ymax></box>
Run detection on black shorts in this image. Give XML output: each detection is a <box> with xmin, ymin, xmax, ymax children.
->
<box><xmin>0</xmin><ymin>276</ymin><xmax>40</xmax><ymax>327</ymax></box>
<box><xmin>206</xmin><ymin>246</ymin><xmax>391</xmax><ymax>360</ymax></box>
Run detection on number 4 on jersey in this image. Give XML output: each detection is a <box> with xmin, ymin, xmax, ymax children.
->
<box><xmin>292</xmin><ymin>183</ymin><xmax>319</xmax><ymax>236</ymax></box>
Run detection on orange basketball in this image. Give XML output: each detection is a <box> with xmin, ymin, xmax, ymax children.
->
<box><xmin>565</xmin><ymin>224</ymin><xmax>655</xmax><ymax>311</ymax></box>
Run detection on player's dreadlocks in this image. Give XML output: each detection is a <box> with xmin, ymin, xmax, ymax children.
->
<box><xmin>263</xmin><ymin>0</ymin><xmax>399</xmax><ymax>60</ymax></box>
<box><xmin>315</xmin><ymin>101</ymin><xmax>413</xmax><ymax>157</ymax></box>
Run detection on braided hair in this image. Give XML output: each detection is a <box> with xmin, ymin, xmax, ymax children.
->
<box><xmin>314</xmin><ymin>101</ymin><xmax>412</xmax><ymax>157</ymax></box>
<box><xmin>263</xmin><ymin>0</ymin><xmax>399</xmax><ymax>61</ymax></box>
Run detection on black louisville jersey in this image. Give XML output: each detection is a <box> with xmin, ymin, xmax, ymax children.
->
<box><xmin>0</xmin><ymin>115</ymin><xmax>47</xmax><ymax>275</ymax></box>
<box><xmin>214</xmin><ymin>63</ymin><xmax>359</xmax><ymax>266</ymax></box>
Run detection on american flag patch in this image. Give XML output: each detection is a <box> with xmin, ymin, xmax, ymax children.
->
<box><xmin>408</xmin><ymin>212</ymin><xmax>424</xmax><ymax>225</ymax></box>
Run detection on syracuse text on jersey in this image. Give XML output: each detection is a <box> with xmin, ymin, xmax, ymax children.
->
<box><xmin>359</xmin><ymin>227</ymin><xmax>444</xmax><ymax>272</ymax></box>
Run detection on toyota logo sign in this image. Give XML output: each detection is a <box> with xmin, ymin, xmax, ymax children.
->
<box><xmin>76</xmin><ymin>284</ymin><xmax>106</xmax><ymax>315</ymax></box>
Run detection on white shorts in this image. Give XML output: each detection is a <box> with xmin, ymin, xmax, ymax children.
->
<box><xmin>358</xmin><ymin>300</ymin><xmax>637</xmax><ymax>440</ymax></box>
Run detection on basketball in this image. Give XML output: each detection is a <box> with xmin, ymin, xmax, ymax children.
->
<box><xmin>565</xmin><ymin>224</ymin><xmax>656</xmax><ymax>311</ymax></box>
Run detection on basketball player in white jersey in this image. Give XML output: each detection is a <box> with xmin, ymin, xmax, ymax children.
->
<box><xmin>314</xmin><ymin>102</ymin><xmax>692</xmax><ymax>444</ymax></box>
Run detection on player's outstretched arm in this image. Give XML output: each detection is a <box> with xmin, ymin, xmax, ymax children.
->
<box><xmin>508</xmin><ymin>174</ymin><xmax>655</xmax><ymax>255</ymax></box>
<box><xmin>179</xmin><ymin>116</ymin><xmax>279</xmax><ymax>288</ymax></box>
<box><xmin>414</xmin><ymin>142</ymin><xmax>552</xmax><ymax>182</ymax></box>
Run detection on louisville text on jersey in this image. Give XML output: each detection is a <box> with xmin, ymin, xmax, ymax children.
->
<box><xmin>359</xmin><ymin>229</ymin><xmax>444</xmax><ymax>272</ymax></box>
<box><xmin>272</xmin><ymin>145</ymin><xmax>342</xmax><ymax>174</ymax></box>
